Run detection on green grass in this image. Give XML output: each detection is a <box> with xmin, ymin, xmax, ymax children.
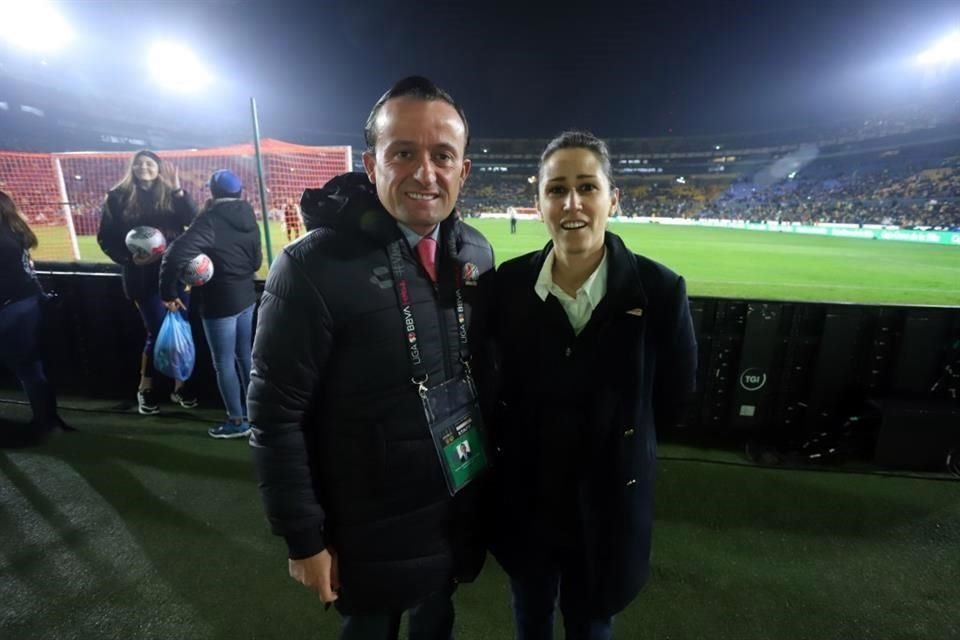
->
<box><xmin>1</xmin><ymin>399</ymin><xmax>959</xmax><ymax>639</ymax></box>
<box><xmin>32</xmin><ymin>219</ymin><xmax>960</xmax><ymax>305</ymax></box>
<box><xmin>467</xmin><ymin>219</ymin><xmax>960</xmax><ymax>306</ymax></box>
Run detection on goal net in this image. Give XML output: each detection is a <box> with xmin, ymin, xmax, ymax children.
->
<box><xmin>0</xmin><ymin>139</ymin><xmax>351</xmax><ymax>262</ymax></box>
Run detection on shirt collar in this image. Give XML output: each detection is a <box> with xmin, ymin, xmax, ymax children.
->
<box><xmin>396</xmin><ymin>221</ymin><xmax>440</xmax><ymax>248</ymax></box>
<box><xmin>534</xmin><ymin>247</ymin><xmax>608</xmax><ymax>306</ymax></box>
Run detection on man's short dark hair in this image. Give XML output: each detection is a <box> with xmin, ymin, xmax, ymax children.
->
<box><xmin>364</xmin><ymin>76</ymin><xmax>470</xmax><ymax>153</ymax></box>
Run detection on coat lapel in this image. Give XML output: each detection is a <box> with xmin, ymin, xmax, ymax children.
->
<box><xmin>581</xmin><ymin>232</ymin><xmax>648</xmax><ymax>333</ymax></box>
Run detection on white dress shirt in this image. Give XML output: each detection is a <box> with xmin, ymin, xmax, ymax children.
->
<box><xmin>534</xmin><ymin>248</ymin><xmax>608</xmax><ymax>335</ymax></box>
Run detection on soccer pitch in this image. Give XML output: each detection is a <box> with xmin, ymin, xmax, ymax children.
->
<box><xmin>32</xmin><ymin>219</ymin><xmax>960</xmax><ymax>306</ymax></box>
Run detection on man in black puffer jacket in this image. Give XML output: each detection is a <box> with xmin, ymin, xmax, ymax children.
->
<box><xmin>248</xmin><ymin>77</ymin><xmax>494</xmax><ymax>639</ymax></box>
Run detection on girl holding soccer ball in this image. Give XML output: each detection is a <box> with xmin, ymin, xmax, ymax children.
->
<box><xmin>96</xmin><ymin>149</ymin><xmax>198</xmax><ymax>415</ymax></box>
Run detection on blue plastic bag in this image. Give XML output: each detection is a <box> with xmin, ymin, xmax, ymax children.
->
<box><xmin>154</xmin><ymin>311</ymin><xmax>196</xmax><ymax>381</ymax></box>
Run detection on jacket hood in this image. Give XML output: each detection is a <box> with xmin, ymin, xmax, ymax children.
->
<box><xmin>300</xmin><ymin>171</ymin><xmax>466</xmax><ymax>250</ymax></box>
<box><xmin>300</xmin><ymin>172</ymin><xmax>380</xmax><ymax>232</ymax></box>
<box><xmin>209</xmin><ymin>198</ymin><xmax>259</xmax><ymax>233</ymax></box>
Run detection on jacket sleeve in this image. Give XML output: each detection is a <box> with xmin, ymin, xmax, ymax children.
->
<box><xmin>159</xmin><ymin>212</ymin><xmax>214</xmax><ymax>301</ymax></box>
<box><xmin>653</xmin><ymin>275</ymin><xmax>698</xmax><ymax>428</ymax></box>
<box><xmin>251</xmin><ymin>224</ymin><xmax>264</xmax><ymax>273</ymax></box>
<box><xmin>473</xmin><ymin>249</ymin><xmax>501</xmax><ymax>435</ymax></box>
<box><xmin>248</xmin><ymin>250</ymin><xmax>333</xmax><ymax>559</ymax></box>
<box><xmin>172</xmin><ymin>191</ymin><xmax>198</xmax><ymax>229</ymax></box>
<box><xmin>96</xmin><ymin>193</ymin><xmax>132</xmax><ymax>265</ymax></box>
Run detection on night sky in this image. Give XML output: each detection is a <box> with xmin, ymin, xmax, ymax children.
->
<box><xmin>14</xmin><ymin>0</ymin><xmax>960</xmax><ymax>145</ymax></box>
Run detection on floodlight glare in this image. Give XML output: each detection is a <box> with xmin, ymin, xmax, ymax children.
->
<box><xmin>915</xmin><ymin>31</ymin><xmax>960</xmax><ymax>66</ymax></box>
<box><xmin>149</xmin><ymin>41</ymin><xmax>212</xmax><ymax>92</ymax></box>
<box><xmin>1</xmin><ymin>0</ymin><xmax>73</xmax><ymax>53</ymax></box>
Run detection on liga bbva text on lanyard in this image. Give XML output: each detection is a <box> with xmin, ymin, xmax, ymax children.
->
<box><xmin>387</xmin><ymin>239</ymin><xmax>487</xmax><ymax>495</ymax></box>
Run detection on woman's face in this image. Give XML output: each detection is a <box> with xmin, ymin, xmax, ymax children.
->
<box><xmin>132</xmin><ymin>155</ymin><xmax>160</xmax><ymax>186</ymax></box>
<box><xmin>538</xmin><ymin>148</ymin><xmax>618</xmax><ymax>259</ymax></box>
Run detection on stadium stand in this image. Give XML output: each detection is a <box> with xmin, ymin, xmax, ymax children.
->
<box><xmin>2</xmin><ymin>69</ymin><xmax>959</xmax><ymax>233</ymax></box>
<box><xmin>463</xmin><ymin>114</ymin><xmax>960</xmax><ymax>230</ymax></box>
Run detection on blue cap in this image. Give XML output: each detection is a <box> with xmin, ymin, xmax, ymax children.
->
<box><xmin>210</xmin><ymin>169</ymin><xmax>242</xmax><ymax>197</ymax></box>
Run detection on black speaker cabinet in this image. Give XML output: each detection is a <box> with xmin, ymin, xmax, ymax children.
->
<box><xmin>873</xmin><ymin>400</ymin><xmax>960</xmax><ymax>471</ymax></box>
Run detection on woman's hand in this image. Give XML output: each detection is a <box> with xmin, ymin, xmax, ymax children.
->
<box><xmin>132</xmin><ymin>253</ymin><xmax>159</xmax><ymax>267</ymax></box>
<box><xmin>163</xmin><ymin>298</ymin><xmax>186</xmax><ymax>312</ymax></box>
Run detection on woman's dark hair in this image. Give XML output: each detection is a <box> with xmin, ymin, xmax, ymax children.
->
<box><xmin>110</xmin><ymin>150</ymin><xmax>173</xmax><ymax>219</ymax></box>
<box><xmin>0</xmin><ymin>190</ymin><xmax>38</xmax><ymax>250</ymax></box>
<box><xmin>539</xmin><ymin>130</ymin><xmax>614</xmax><ymax>188</ymax></box>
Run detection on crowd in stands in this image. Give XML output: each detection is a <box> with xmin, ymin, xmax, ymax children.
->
<box><xmin>459</xmin><ymin>173</ymin><xmax>532</xmax><ymax>217</ymax></box>
<box><xmin>460</xmin><ymin>144</ymin><xmax>960</xmax><ymax>231</ymax></box>
<box><xmin>689</xmin><ymin>150</ymin><xmax>960</xmax><ymax>230</ymax></box>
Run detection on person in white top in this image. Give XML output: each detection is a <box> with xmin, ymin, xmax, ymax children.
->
<box><xmin>488</xmin><ymin>130</ymin><xmax>698</xmax><ymax>640</ymax></box>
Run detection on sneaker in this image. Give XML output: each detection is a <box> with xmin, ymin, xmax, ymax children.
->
<box><xmin>137</xmin><ymin>389</ymin><xmax>160</xmax><ymax>415</ymax></box>
<box><xmin>208</xmin><ymin>421</ymin><xmax>252</xmax><ymax>440</ymax></box>
<box><xmin>170</xmin><ymin>386</ymin><xmax>198</xmax><ymax>409</ymax></box>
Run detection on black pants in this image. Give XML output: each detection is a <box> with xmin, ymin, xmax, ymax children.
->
<box><xmin>339</xmin><ymin>587</ymin><xmax>455</xmax><ymax>640</ymax></box>
<box><xmin>0</xmin><ymin>294</ymin><xmax>57</xmax><ymax>426</ymax></box>
<box><xmin>508</xmin><ymin>558</ymin><xmax>614</xmax><ymax>640</ymax></box>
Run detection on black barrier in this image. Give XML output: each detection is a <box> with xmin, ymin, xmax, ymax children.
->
<box><xmin>2</xmin><ymin>268</ymin><xmax>959</xmax><ymax>466</ymax></box>
<box><xmin>0</xmin><ymin>266</ymin><xmax>225</xmax><ymax>409</ymax></box>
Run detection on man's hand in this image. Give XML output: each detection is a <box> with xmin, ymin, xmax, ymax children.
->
<box><xmin>289</xmin><ymin>548</ymin><xmax>339</xmax><ymax>603</ymax></box>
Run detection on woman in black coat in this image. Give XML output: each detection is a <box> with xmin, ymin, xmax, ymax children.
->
<box><xmin>0</xmin><ymin>190</ymin><xmax>70</xmax><ymax>446</ymax></box>
<box><xmin>488</xmin><ymin>131</ymin><xmax>698</xmax><ymax>640</ymax></box>
<box><xmin>96</xmin><ymin>150</ymin><xmax>198</xmax><ymax>415</ymax></box>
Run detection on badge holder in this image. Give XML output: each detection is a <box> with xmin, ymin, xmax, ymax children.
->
<box><xmin>416</xmin><ymin>369</ymin><xmax>488</xmax><ymax>496</ymax></box>
<box><xmin>388</xmin><ymin>238</ymin><xmax>488</xmax><ymax>496</ymax></box>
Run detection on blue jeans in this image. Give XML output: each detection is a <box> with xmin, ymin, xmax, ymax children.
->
<box><xmin>201</xmin><ymin>304</ymin><xmax>254</xmax><ymax>421</ymax></box>
<box><xmin>0</xmin><ymin>294</ymin><xmax>56</xmax><ymax>425</ymax></box>
<box><xmin>340</xmin><ymin>588</ymin><xmax>454</xmax><ymax>640</ymax></box>
<box><xmin>135</xmin><ymin>289</ymin><xmax>190</xmax><ymax>380</ymax></box>
<box><xmin>509</xmin><ymin>564</ymin><xmax>614</xmax><ymax>640</ymax></box>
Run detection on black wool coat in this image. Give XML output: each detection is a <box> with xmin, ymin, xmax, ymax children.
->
<box><xmin>488</xmin><ymin>231</ymin><xmax>697</xmax><ymax>617</ymax></box>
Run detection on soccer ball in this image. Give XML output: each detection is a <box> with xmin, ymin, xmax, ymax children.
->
<box><xmin>125</xmin><ymin>226</ymin><xmax>166</xmax><ymax>263</ymax></box>
<box><xmin>182</xmin><ymin>253</ymin><xmax>214</xmax><ymax>287</ymax></box>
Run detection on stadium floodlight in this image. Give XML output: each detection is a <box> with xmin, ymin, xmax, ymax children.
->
<box><xmin>915</xmin><ymin>30</ymin><xmax>960</xmax><ymax>66</ymax></box>
<box><xmin>0</xmin><ymin>0</ymin><xmax>73</xmax><ymax>53</ymax></box>
<box><xmin>148</xmin><ymin>41</ymin><xmax>212</xmax><ymax>92</ymax></box>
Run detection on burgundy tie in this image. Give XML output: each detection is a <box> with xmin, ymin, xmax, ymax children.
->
<box><xmin>416</xmin><ymin>236</ymin><xmax>438</xmax><ymax>282</ymax></box>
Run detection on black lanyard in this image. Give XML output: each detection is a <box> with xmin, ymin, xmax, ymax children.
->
<box><xmin>386</xmin><ymin>239</ymin><xmax>471</xmax><ymax>394</ymax></box>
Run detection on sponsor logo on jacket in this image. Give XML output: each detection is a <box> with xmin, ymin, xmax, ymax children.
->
<box><xmin>462</xmin><ymin>262</ymin><xmax>479</xmax><ymax>286</ymax></box>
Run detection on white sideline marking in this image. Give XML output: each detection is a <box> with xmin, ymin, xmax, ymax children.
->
<box><xmin>695</xmin><ymin>280</ymin><xmax>960</xmax><ymax>294</ymax></box>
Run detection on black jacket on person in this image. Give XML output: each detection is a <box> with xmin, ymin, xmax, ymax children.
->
<box><xmin>488</xmin><ymin>232</ymin><xmax>698</xmax><ymax>618</ymax></box>
<box><xmin>96</xmin><ymin>186</ymin><xmax>197</xmax><ymax>300</ymax></box>
<box><xmin>159</xmin><ymin>198</ymin><xmax>263</xmax><ymax>318</ymax></box>
<box><xmin>0</xmin><ymin>222</ymin><xmax>41</xmax><ymax>306</ymax></box>
<box><xmin>247</xmin><ymin>172</ymin><xmax>495</xmax><ymax>614</ymax></box>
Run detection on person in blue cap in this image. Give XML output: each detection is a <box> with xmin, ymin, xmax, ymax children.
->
<box><xmin>159</xmin><ymin>169</ymin><xmax>263</xmax><ymax>438</ymax></box>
